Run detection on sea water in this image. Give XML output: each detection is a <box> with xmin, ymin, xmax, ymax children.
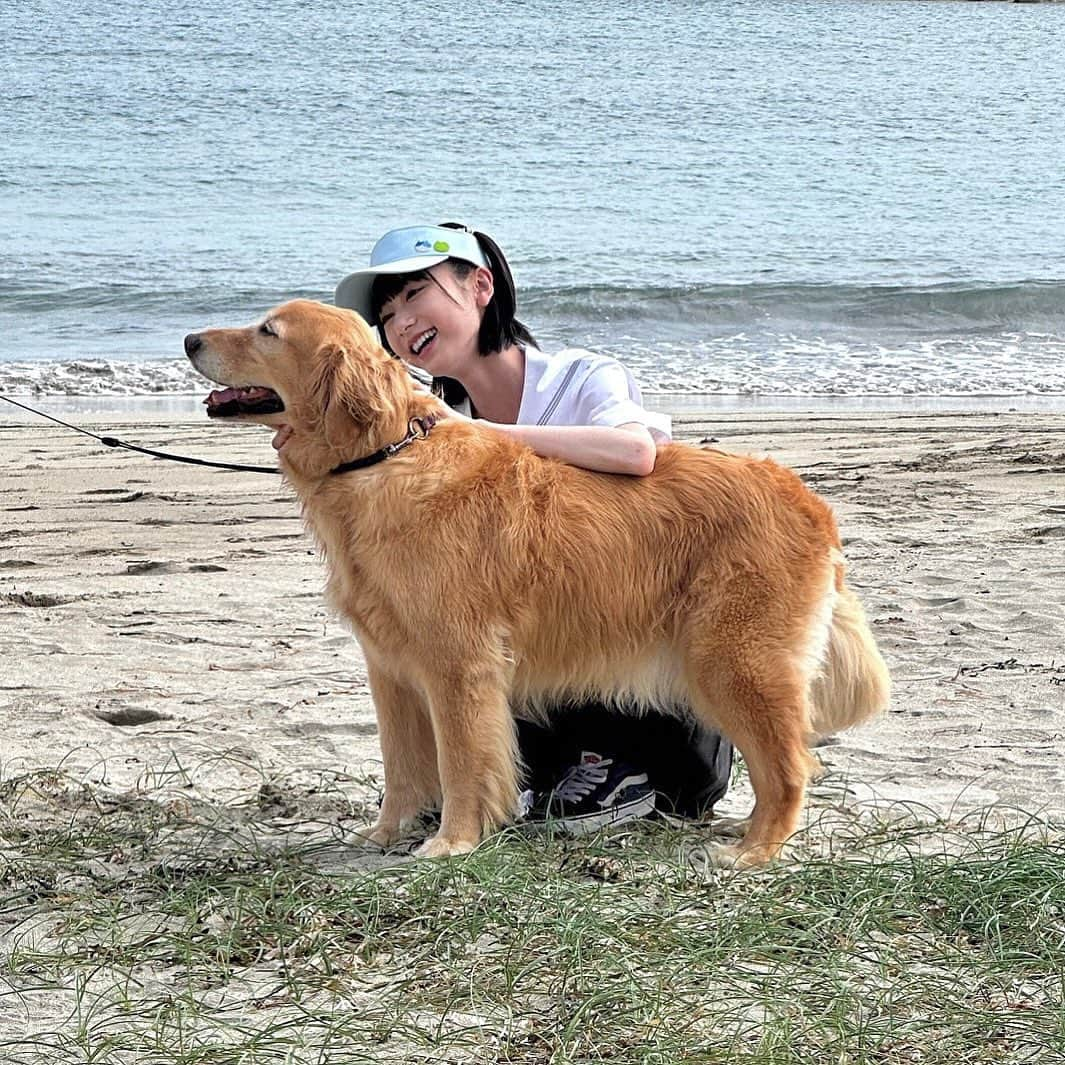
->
<box><xmin>2</xmin><ymin>0</ymin><xmax>1064</xmax><ymax>400</ymax></box>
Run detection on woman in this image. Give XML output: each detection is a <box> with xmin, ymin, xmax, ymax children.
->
<box><xmin>329</xmin><ymin>222</ymin><xmax>733</xmax><ymax>833</ymax></box>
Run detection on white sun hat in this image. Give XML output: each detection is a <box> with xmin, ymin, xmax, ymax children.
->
<box><xmin>334</xmin><ymin>225</ymin><xmax>490</xmax><ymax>323</ymax></box>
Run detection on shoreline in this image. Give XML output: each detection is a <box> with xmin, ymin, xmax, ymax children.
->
<box><xmin>2</xmin><ymin>391</ymin><xmax>1065</xmax><ymax>427</ymax></box>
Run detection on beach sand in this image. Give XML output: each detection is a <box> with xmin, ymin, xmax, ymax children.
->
<box><xmin>2</xmin><ymin>407</ymin><xmax>1064</xmax><ymax>831</ymax></box>
<box><xmin>2</xmin><ymin>404</ymin><xmax>1064</xmax><ymax>1047</ymax></box>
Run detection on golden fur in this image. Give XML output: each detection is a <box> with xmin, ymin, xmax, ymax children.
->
<box><xmin>187</xmin><ymin>299</ymin><xmax>890</xmax><ymax>865</ymax></box>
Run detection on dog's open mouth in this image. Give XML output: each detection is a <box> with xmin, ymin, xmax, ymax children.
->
<box><xmin>204</xmin><ymin>386</ymin><xmax>285</xmax><ymax>418</ymax></box>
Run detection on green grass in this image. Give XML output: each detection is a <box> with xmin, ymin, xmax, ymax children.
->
<box><xmin>1</xmin><ymin>766</ymin><xmax>1063</xmax><ymax>1064</ymax></box>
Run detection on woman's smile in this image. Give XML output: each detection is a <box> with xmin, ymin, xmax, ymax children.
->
<box><xmin>410</xmin><ymin>327</ymin><xmax>438</xmax><ymax>358</ymax></box>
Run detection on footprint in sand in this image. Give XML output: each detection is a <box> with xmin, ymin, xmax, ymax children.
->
<box><xmin>1024</xmin><ymin>524</ymin><xmax>1065</xmax><ymax>540</ymax></box>
<box><xmin>916</xmin><ymin>595</ymin><xmax>970</xmax><ymax>613</ymax></box>
<box><xmin>1</xmin><ymin>591</ymin><xmax>79</xmax><ymax>607</ymax></box>
<box><xmin>81</xmin><ymin>488</ymin><xmax>149</xmax><ymax>502</ymax></box>
<box><xmin>92</xmin><ymin>706</ymin><xmax>174</xmax><ymax>726</ymax></box>
<box><xmin>123</xmin><ymin>561</ymin><xmax>178</xmax><ymax>575</ymax></box>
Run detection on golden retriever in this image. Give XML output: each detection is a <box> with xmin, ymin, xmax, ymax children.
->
<box><xmin>185</xmin><ymin>299</ymin><xmax>890</xmax><ymax>866</ymax></box>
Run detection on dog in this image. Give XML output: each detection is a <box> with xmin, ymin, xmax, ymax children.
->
<box><xmin>184</xmin><ymin>299</ymin><xmax>890</xmax><ymax>866</ymax></box>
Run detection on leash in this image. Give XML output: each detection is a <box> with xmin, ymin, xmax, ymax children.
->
<box><xmin>0</xmin><ymin>394</ymin><xmax>436</xmax><ymax>477</ymax></box>
<box><xmin>0</xmin><ymin>393</ymin><xmax>280</xmax><ymax>474</ymax></box>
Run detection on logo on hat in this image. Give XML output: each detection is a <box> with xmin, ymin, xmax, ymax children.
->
<box><xmin>414</xmin><ymin>240</ymin><xmax>433</xmax><ymax>252</ymax></box>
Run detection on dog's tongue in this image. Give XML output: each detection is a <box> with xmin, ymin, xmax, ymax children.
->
<box><xmin>205</xmin><ymin>386</ymin><xmax>274</xmax><ymax>408</ymax></box>
<box><xmin>205</xmin><ymin>388</ymin><xmax>241</xmax><ymax>408</ymax></box>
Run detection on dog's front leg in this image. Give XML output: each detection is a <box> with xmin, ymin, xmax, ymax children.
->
<box><xmin>417</xmin><ymin>664</ymin><xmax>518</xmax><ymax>859</ymax></box>
<box><xmin>362</xmin><ymin>662</ymin><xmax>440</xmax><ymax>848</ymax></box>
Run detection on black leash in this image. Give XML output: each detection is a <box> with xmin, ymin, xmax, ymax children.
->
<box><xmin>0</xmin><ymin>393</ymin><xmax>280</xmax><ymax>474</ymax></box>
<box><xmin>0</xmin><ymin>394</ymin><xmax>436</xmax><ymax>477</ymax></box>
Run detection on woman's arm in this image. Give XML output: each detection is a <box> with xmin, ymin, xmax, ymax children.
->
<box><xmin>477</xmin><ymin>419</ymin><xmax>659</xmax><ymax>476</ymax></box>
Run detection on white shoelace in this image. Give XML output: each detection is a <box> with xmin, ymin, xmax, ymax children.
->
<box><xmin>554</xmin><ymin>757</ymin><xmax>612</xmax><ymax>802</ymax></box>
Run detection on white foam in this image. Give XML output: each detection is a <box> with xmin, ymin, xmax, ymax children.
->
<box><xmin>1</xmin><ymin>331</ymin><xmax>1064</xmax><ymax>402</ymax></box>
<box><xmin>0</xmin><ymin>357</ymin><xmax>206</xmax><ymax>397</ymax></box>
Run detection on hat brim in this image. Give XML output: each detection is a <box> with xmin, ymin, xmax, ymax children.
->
<box><xmin>334</xmin><ymin>254</ymin><xmax>448</xmax><ymax>321</ymax></box>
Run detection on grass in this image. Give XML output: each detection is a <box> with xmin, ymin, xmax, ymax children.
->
<box><xmin>1</xmin><ymin>765</ymin><xmax>1063</xmax><ymax>1064</ymax></box>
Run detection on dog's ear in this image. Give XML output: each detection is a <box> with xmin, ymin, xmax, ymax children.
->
<box><xmin>310</xmin><ymin>343</ymin><xmax>374</xmax><ymax>427</ymax></box>
<box><xmin>308</xmin><ymin>342</ymin><xmax>408</xmax><ymax>444</ymax></box>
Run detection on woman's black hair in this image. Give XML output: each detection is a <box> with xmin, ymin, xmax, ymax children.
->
<box><xmin>441</xmin><ymin>223</ymin><xmax>538</xmax><ymax>357</ymax></box>
<box><xmin>368</xmin><ymin>224</ymin><xmax>537</xmax><ymax>409</ymax></box>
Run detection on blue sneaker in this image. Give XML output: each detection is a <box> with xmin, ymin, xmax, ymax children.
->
<box><xmin>523</xmin><ymin>751</ymin><xmax>655</xmax><ymax>835</ymax></box>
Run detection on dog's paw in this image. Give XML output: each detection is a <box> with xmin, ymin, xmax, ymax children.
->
<box><xmin>701</xmin><ymin>842</ymin><xmax>744</xmax><ymax>869</ymax></box>
<box><xmin>694</xmin><ymin>842</ymin><xmax>771</xmax><ymax>871</ymax></box>
<box><xmin>352</xmin><ymin>820</ymin><xmax>408</xmax><ymax>849</ymax></box>
<box><xmin>414</xmin><ymin>834</ymin><xmax>478</xmax><ymax>859</ymax></box>
<box><xmin>710</xmin><ymin>816</ymin><xmax>751</xmax><ymax>840</ymax></box>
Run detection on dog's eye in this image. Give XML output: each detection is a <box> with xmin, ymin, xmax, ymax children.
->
<box><xmin>260</xmin><ymin>320</ymin><xmax>276</xmax><ymax>337</ymax></box>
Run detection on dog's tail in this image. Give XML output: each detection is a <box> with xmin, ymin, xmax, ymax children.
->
<box><xmin>808</xmin><ymin>574</ymin><xmax>891</xmax><ymax>737</ymax></box>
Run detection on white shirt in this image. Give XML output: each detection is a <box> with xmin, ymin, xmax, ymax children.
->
<box><xmin>515</xmin><ymin>346</ymin><xmax>672</xmax><ymax>442</ymax></box>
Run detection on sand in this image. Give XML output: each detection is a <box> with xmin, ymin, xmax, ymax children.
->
<box><xmin>2</xmin><ymin>405</ymin><xmax>1064</xmax><ymax>828</ymax></box>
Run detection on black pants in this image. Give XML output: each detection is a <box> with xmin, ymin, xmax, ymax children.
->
<box><xmin>516</xmin><ymin>703</ymin><xmax>734</xmax><ymax>819</ymax></box>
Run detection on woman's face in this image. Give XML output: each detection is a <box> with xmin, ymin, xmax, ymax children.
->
<box><xmin>378</xmin><ymin>263</ymin><xmax>493</xmax><ymax>377</ymax></box>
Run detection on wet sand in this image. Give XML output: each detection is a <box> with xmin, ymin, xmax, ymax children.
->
<box><xmin>2</xmin><ymin>407</ymin><xmax>1064</xmax><ymax>825</ymax></box>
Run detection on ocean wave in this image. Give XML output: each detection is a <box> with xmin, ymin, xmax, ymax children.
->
<box><xmin>523</xmin><ymin>280</ymin><xmax>1065</xmax><ymax>334</ymax></box>
<box><xmin>0</xmin><ymin>282</ymin><xmax>327</xmax><ymax>317</ymax></box>
<box><xmin>2</xmin><ymin>276</ymin><xmax>1063</xmax><ymax>399</ymax></box>
<box><xmin>3</xmin><ymin>331</ymin><xmax>1064</xmax><ymax>399</ymax></box>
<box><xmin>0</xmin><ymin>357</ymin><xmax>207</xmax><ymax>397</ymax></box>
<box><xmin>2</xmin><ymin>279</ymin><xmax>1062</xmax><ymax>335</ymax></box>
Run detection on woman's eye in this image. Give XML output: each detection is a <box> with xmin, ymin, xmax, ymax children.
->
<box><xmin>406</xmin><ymin>285</ymin><xmax>423</xmax><ymax>300</ymax></box>
<box><xmin>260</xmin><ymin>321</ymin><xmax>276</xmax><ymax>337</ymax></box>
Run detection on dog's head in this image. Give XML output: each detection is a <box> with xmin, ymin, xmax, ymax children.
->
<box><xmin>185</xmin><ymin>299</ymin><xmax>428</xmax><ymax>475</ymax></box>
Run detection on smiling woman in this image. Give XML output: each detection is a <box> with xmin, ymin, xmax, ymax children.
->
<box><xmin>336</xmin><ymin>224</ymin><xmax>666</xmax><ymax>476</ymax></box>
<box><xmin>332</xmin><ymin>223</ymin><xmax>735</xmax><ymax>835</ymax></box>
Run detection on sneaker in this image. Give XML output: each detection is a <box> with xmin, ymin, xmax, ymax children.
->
<box><xmin>522</xmin><ymin>751</ymin><xmax>655</xmax><ymax>836</ymax></box>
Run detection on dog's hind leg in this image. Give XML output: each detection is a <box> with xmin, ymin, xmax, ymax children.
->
<box><xmin>685</xmin><ymin>610</ymin><xmax>820</xmax><ymax>869</ymax></box>
<box><xmin>689</xmin><ymin>673</ymin><xmax>816</xmax><ymax>868</ymax></box>
<box><xmin>362</xmin><ymin>662</ymin><xmax>441</xmax><ymax>848</ymax></box>
<box><xmin>417</xmin><ymin>659</ymin><xmax>519</xmax><ymax>859</ymax></box>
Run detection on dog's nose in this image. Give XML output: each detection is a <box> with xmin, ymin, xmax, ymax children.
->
<box><xmin>184</xmin><ymin>333</ymin><xmax>202</xmax><ymax>357</ymax></box>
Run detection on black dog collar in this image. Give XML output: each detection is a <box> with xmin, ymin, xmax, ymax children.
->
<box><xmin>329</xmin><ymin>415</ymin><xmax>438</xmax><ymax>476</ymax></box>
